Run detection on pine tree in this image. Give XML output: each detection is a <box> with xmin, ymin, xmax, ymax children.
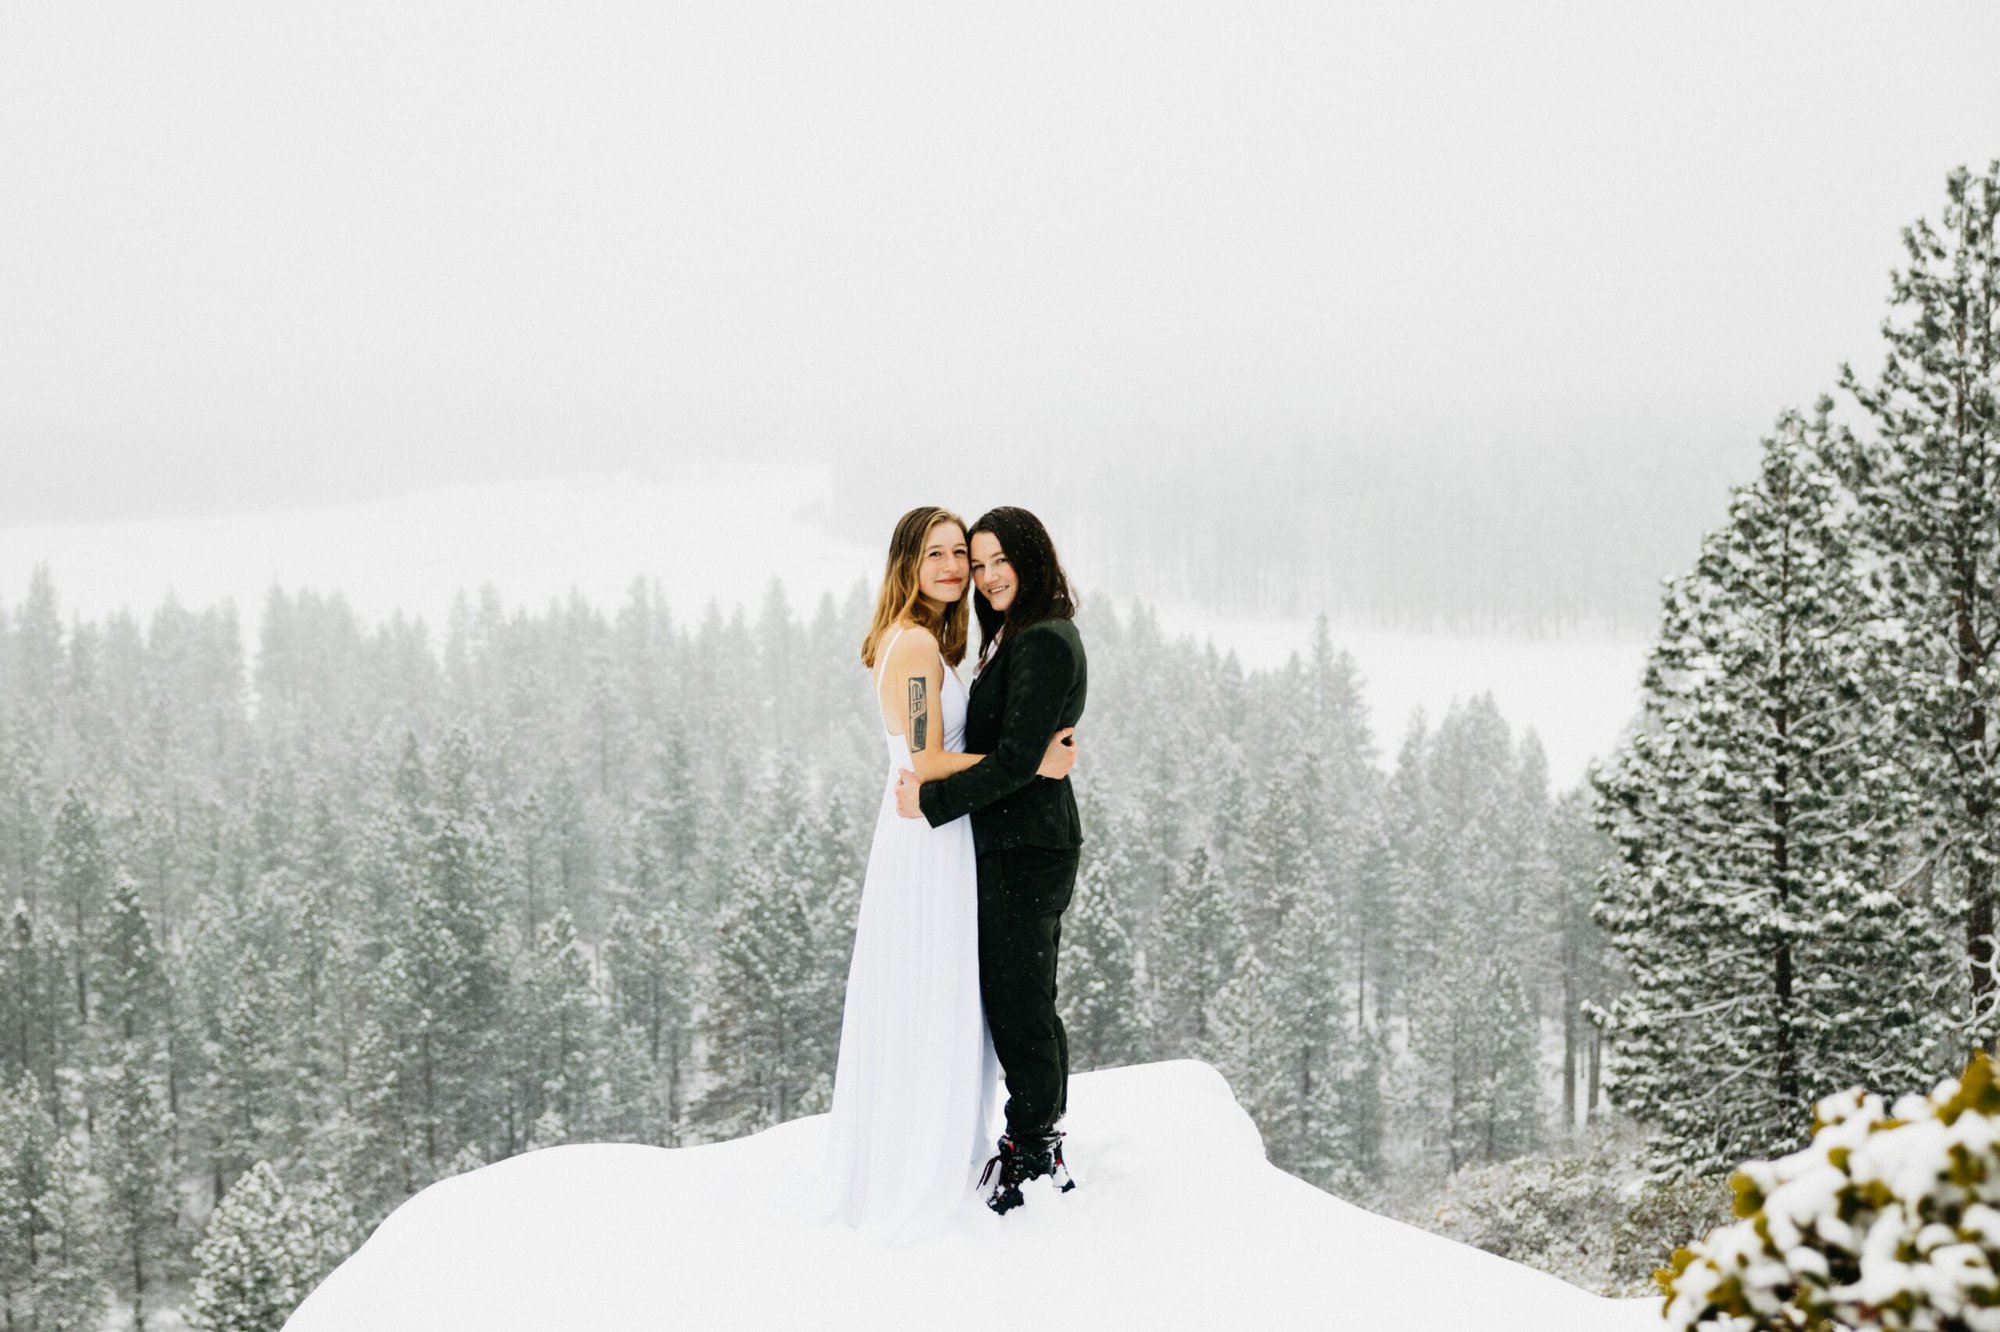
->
<box><xmin>184</xmin><ymin>1160</ymin><xmax>359</xmax><ymax>1332</ymax></box>
<box><xmin>1592</xmin><ymin>401</ymin><xmax>1947</xmax><ymax>1176</ymax></box>
<box><xmin>95</xmin><ymin>1037</ymin><xmax>181</xmax><ymax>1331</ymax></box>
<box><xmin>1262</xmin><ymin>855</ymin><xmax>1373</xmax><ymax>1188</ymax></box>
<box><xmin>1389</xmin><ymin>696</ymin><xmax>1544</xmax><ymax>1175</ymax></box>
<box><xmin>21</xmin><ymin>1134</ymin><xmax>105</xmax><ymax>1332</ymax></box>
<box><xmin>1206</xmin><ymin>945</ymin><xmax>1286</xmax><ymax>1141</ymax></box>
<box><xmin>1548</xmin><ymin>787</ymin><xmax>1615</xmax><ymax>1129</ymax></box>
<box><xmin>48</xmin><ymin>787</ymin><xmax>109</xmax><ymax>1030</ymax></box>
<box><xmin>384</xmin><ymin>726</ymin><xmax>509</xmax><ymax>1174</ymax></box>
<box><xmin>519</xmin><ymin>906</ymin><xmax>602</xmax><ymax>1146</ymax></box>
<box><xmin>1150</xmin><ymin>845</ymin><xmax>1229</xmax><ymax>1056</ymax></box>
<box><xmin>1840</xmin><ymin>162</ymin><xmax>2000</xmax><ymax>1049</ymax></box>
<box><xmin>628</xmin><ymin>728</ymin><xmax>701</xmax><ymax>907</ymax></box>
<box><xmin>3</xmin><ymin>898</ymin><xmax>61</xmax><ymax>1098</ymax></box>
<box><xmin>199</xmin><ymin>940</ymin><xmax>288</xmax><ymax>1187</ymax></box>
<box><xmin>692</xmin><ymin>854</ymin><xmax>823</xmax><ymax>1137</ymax></box>
<box><xmin>1059</xmin><ymin>840</ymin><xmax>1153</xmax><ymax>1071</ymax></box>
<box><xmin>603</xmin><ymin>901</ymin><xmax>696</xmax><ymax>1144</ymax></box>
<box><xmin>96</xmin><ymin>869</ymin><xmax>169</xmax><ymax>1050</ymax></box>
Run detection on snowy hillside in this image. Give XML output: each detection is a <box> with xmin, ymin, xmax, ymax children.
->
<box><xmin>282</xmin><ymin>1060</ymin><xmax>1661</xmax><ymax>1332</ymax></box>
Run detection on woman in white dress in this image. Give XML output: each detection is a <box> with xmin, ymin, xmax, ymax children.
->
<box><xmin>816</xmin><ymin>506</ymin><xmax>1077</xmax><ymax>1245</ymax></box>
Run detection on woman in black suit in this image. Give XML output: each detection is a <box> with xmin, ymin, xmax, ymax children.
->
<box><xmin>895</xmin><ymin>506</ymin><xmax>1087</xmax><ymax>1215</ymax></box>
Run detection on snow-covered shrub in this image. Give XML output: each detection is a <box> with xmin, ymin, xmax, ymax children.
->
<box><xmin>1661</xmin><ymin>1047</ymin><xmax>2000</xmax><ymax>1331</ymax></box>
<box><xmin>1467</xmin><ymin>1151</ymin><xmax>1622</xmax><ymax>1269</ymax></box>
<box><xmin>1411</xmin><ymin>1139</ymin><xmax>1628</xmax><ymax>1292</ymax></box>
<box><xmin>1611</xmin><ymin>1173</ymin><xmax>1732</xmax><ymax>1298</ymax></box>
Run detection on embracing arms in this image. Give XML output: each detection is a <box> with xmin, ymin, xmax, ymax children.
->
<box><xmin>905</xmin><ymin>623</ymin><xmax>1080</xmax><ymax>827</ymax></box>
<box><xmin>883</xmin><ymin>626</ymin><xmax>1073</xmax><ymax>785</ymax></box>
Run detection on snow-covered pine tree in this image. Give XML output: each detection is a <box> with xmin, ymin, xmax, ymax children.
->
<box><xmin>1059</xmin><ymin>838</ymin><xmax>1153</xmax><ymax>1071</ymax></box>
<box><xmin>8</xmin><ymin>566</ymin><xmax>64</xmax><ymax>749</ymax></box>
<box><xmin>519</xmin><ymin>906</ymin><xmax>602</xmax><ymax>1146</ymax></box>
<box><xmin>324</xmin><ymin>1012</ymin><xmax>412</xmax><ymax>1219</ymax></box>
<box><xmin>185</xmin><ymin>879</ymin><xmax>289</xmax><ymax>1189</ymax></box>
<box><xmin>627</xmin><ymin>727</ymin><xmax>702</xmax><ymax>908</ymax></box>
<box><xmin>3</xmin><ymin>897</ymin><xmax>67</xmax><ymax>1106</ymax></box>
<box><xmin>184</xmin><ymin>1160</ymin><xmax>315</xmax><ymax>1332</ymax></box>
<box><xmin>49</xmin><ymin>786</ymin><xmax>109</xmax><ymax>1031</ymax></box>
<box><xmin>752</xmin><ymin>787</ymin><xmax>864</xmax><ymax>1117</ymax></box>
<box><xmin>1547</xmin><ymin>788</ymin><xmax>1616</xmax><ymax>1129</ymax></box>
<box><xmin>1237</xmin><ymin>756</ymin><xmax>1315</xmax><ymax>944</ymax></box>
<box><xmin>1393</xmin><ymin>697</ymin><xmax>1543</xmax><ymax>1174</ymax></box>
<box><xmin>0</xmin><ymin>1088</ymin><xmax>106</xmax><ymax>1332</ymax></box>
<box><xmin>1463</xmin><ymin>954</ymin><xmax>1542</xmax><ymax>1165</ymax></box>
<box><xmin>1839</xmin><ymin>162</ymin><xmax>2000</xmax><ymax>1049</ymax></box>
<box><xmin>1379</xmin><ymin>711</ymin><xmax>1432</xmax><ymax>1040</ymax></box>
<box><xmin>692</xmin><ymin>852</ymin><xmax>824</xmax><ymax>1137</ymax></box>
<box><xmin>1206</xmin><ymin>943</ymin><xmax>1287</xmax><ymax>1142</ymax></box>
<box><xmin>602</xmin><ymin>900</ymin><xmax>696</xmax><ymax>1144</ymax></box>
<box><xmin>285</xmin><ymin>788</ymin><xmax>352</xmax><ymax>1151</ymax></box>
<box><xmin>1300</xmin><ymin>617</ymin><xmax>1383</xmax><ymax>976</ymax></box>
<box><xmin>1148</xmin><ymin>844</ymin><xmax>1230</xmax><ymax>1058</ymax></box>
<box><xmin>0</xmin><ymin>1069</ymin><xmax>61</xmax><ymax>1321</ymax></box>
<box><xmin>391</xmin><ymin>726</ymin><xmax>508</xmax><ymax>1173</ymax></box>
<box><xmin>1262</xmin><ymin>852</ymin><xmax>1376</xmax><ymax>1189</ymax></box>
<box><xmin>1345</xmin><ymin>795</ymin><xmax>1397</xmax><ymax>1037</ymax></box>
<box><xmin>95</xmin><ymin>868</ymin><xmax>168</xmax><ymax>1053</ymax></box>
<box><xmin>95</xmin><ymin>1035</ymin><xmax>180</xmax><ymax>1332</ymax></box>
<box><xmin>183</xmin><ymin>1160</ymin><xmax>359</xmax><ymax>1332</ymax></box>
<box><xmin>1592</xmin><ymin>400</ymin><xmax>1948</xmax><ymax>1177</ymax></box>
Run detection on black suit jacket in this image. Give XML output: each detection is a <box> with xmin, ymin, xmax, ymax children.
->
<box><xmin>917</xmin><ymin>617</ymin><xmax>1087</xmax><ymax>856</ymax></box>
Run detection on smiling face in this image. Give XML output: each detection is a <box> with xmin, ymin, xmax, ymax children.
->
<box><xmin>969</xmin><ymin>529</ymin><xmax>1015</xmax><ymax>613</ymax></box>
<box><xmin>915</xmin><ymin>520</ymin><xmax>969</xmax><ymax>609</ymax></box>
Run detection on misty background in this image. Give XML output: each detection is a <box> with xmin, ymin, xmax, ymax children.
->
<box><xmin>7</xmin><ymin>3</ymin><xmax>1999</xmax><ymax>631</ymax></box>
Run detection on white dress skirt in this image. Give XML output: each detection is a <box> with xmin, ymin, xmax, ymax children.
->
<box><xmin>814</xmin><ymin>627</ymin><xmax>1003</xmax><ymax>1245</ymax></box>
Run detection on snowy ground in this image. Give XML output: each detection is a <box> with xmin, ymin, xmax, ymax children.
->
<box><xmin>0</xmin><ymin>466</ymin><xmax>1648</xmax><ymax>784</ymax></box>
<box><xmin>283</xmin><ymin>1060</ymin><xmax>1662</xmax><ymax>1332</ymax></box>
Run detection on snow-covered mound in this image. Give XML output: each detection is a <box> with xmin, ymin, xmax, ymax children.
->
<box><xmin>283</xmin><ymin>1060</ymin><xmax>1660</xmax><ymax>1331</ymax></box>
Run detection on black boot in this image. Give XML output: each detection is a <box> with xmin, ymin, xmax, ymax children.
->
<box><xmin>979</xmin><ymin>1135</ymin><xmax>1030</xmax><ymax>1215</ymax></box>
<box><xmin>979</xmin><ymin>1131</ymin><xmax>1077</xmax><ymax>1215</ymax></box>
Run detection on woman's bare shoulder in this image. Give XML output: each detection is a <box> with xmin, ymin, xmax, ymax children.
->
<box><xmin>885</xmin><ymin>621</ymin><xmax>940</xmax><ymax>663</ymax></box>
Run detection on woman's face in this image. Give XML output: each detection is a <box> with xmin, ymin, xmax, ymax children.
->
<box><xmin>969</xmin><ymin>530</ymin><xmax>1016</xmax><ymax>613</ymax></box>
<box><xmin>916</xmin><ymin>521</ymin><xmax>969</xmax><ymax>607</ymax></box>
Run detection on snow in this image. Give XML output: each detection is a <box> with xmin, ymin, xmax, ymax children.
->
<box><xmin>0</xmin><ymin>466</ymin><xmax>1649</xmax><ymax>785</ymax></box>
<box><xmin>283</xmin><ymin>1060</ymin><xmax>1660</xmax><ymax>1332</ymax></box>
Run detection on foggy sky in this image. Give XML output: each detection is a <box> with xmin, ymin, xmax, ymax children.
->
<box><xmin>4</xmin><ymin>1</ymin><xmax>1997</xmax><ymax>526</ymax></box>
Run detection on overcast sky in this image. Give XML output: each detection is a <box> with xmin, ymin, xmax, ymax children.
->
<box><xmin>4</xmin><ymin>1</ymin><xmax>1997</xmax><ymax>527</ymax></box>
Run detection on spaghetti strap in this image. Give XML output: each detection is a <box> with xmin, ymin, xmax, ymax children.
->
<box><xmin>873</xmin><ymin>625</ymin><xmax>908</xmax><ymax>691</ymax></box>
<box><xmin>873</xmin><ymin>625</ymin><xmax>910</xmax><ymax>738</ymax></box>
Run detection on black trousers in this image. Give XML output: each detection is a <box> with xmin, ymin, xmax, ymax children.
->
<box><xmin>976</xmin><ymin>843</ymin><xmax>1081</xmax><ymax>1143</ymax></box>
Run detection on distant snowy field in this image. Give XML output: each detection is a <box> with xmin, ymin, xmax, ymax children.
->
<box><xmin>0</xmin><ymin>466</ymin><xmax>1647</xmax><ymax>785</ymax></box>
<box><xmin>283</xmin><ymin>1059</ymin><xmax>1662</xmax><ymax>1331</ymax></box>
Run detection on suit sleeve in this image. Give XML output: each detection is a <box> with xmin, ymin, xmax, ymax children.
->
<box><xmin>918</xmin><ymin>627</ymin><xmax>1077</xmax><ymax>827</ymax></box>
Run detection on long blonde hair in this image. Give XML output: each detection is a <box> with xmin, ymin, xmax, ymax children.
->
<box><xmin>861</xmin><ymin>507</ymin><xmax>969</xmax><ymax>669</ymax></box>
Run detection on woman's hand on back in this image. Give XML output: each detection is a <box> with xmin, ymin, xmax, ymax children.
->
<box><xmin>1037</xmin><ymin>728</ymin><xmax>1077</xmax><ymax>780</ymax></box>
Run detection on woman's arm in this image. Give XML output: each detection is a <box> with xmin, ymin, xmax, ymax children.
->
<box><xmin>884</xmin><ymin>629</ymin><xmax>1074</xmax><ymax>784</ymax></box>
<box><xmin>912</xmin><ymin>624</ymin><xmax>1080</xmax><ymax>827</ymax></box>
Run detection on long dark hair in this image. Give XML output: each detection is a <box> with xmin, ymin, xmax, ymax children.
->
<box><xmin>969</xmin><ymin>506</ymin><xmax>1076</xmax><ymax>669</ymax></box>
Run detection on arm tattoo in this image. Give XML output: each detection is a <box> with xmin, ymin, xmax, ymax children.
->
<box><xmin>907</xmin><ymin>678</ymin><xmax>928</xmax><ymax>752</ymax></box>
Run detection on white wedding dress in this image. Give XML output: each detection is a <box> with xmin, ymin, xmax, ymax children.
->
<box><xmin>815</xmin><ymin>625</ymin><xmax>1002</xmax><ymax>1245</ymax></box>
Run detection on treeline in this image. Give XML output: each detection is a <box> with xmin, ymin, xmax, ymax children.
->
<box><xmin>0</xmin><ymin>566</ymin><xmax>1614</xmax><ymax>1327</ymax></box>
<box><xmin>1590</xmin><ymin>162</ymin><xmax>2000</xmax><ymax>1178</ymax></box>
<box><xmin>1063</xmin><ymin>430</ymin><xmax>1750</xmax><ymax>634</ymax></box>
